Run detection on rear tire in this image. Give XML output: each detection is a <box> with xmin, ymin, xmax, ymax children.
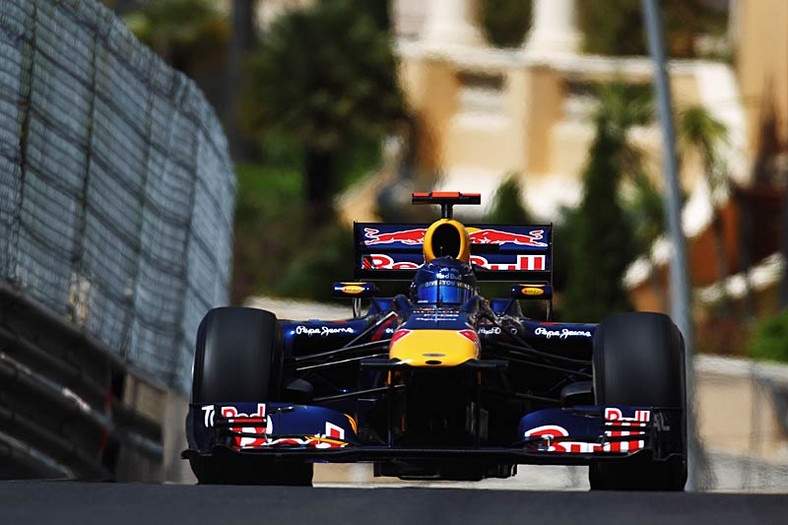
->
<box><xmin>589</xmin><ymin>312</ymin><xmax>687</xmax><ymax>491</ymax></box>
<box><xmin>190</xmin><ymin>307</ymin><xmax>312</xmax><ymax>486</ymax></box>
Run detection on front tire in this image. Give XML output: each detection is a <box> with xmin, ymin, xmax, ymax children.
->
<box><xmin>589</xmin><ymin>312</ymin><xmax>687</xmax><ymax>491</ymax></box>
<box><xmin>189</xmin><ymin>307</ymin><xmax>312</xmax><ymax>486</ymax></box>
<box><xmin>192</xmin><ymin>307</ymin><xmax>282</xmax><ymax>403</ymax></box>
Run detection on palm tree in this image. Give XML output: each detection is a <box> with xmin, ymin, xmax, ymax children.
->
<box><xmin>676</xmin><ymin>105</ymin><xmax>732</xmax><ymax>313</ymax></box>
<box><xmin>243</xmin><ymin>0</ymin><xmax>406</xmax><ymax>221</ymax></box>
<box><xmin>595</xmin><ymin>81</ymin><xmax>654</xmax><ymax>135</ymax></box>
<box><xmin>596</xmin><ymin>81</ymin><xmax>666</xmax><ymax>274</ymax></box>
<box><xmin>678</xmin><ymin>106</ymin><xmax>729</xmax><ymax>195</ymax></box>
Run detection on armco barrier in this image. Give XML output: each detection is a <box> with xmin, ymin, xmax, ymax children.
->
<box><xmin>0</xmin><ymin>281</ymin><xmax>162</xmax><ymax>479</ymax></box>
<box><xmin>0</xmin><ymin>0</ymin><xmax>235</xmax><ymax>395</ymax></box>
<box><xmin>0</xmin><ymin>0</ymin><xmax>235</xmax><ymax>479</ymax></box>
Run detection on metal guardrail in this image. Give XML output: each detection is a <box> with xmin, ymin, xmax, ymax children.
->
<box><xmin>0</xmin><ymin>0</ymin><xmax>235</xmax><ymax>395</ymax></box>
<box><xmin>0</xmin><ymin>281</ymin><xmax>163</xmax><ymax>480</ymax></box>
<box><xmin>0</xmin><ymin>0</ymin><xmax>235</xmax><ymax>480</ymax></box>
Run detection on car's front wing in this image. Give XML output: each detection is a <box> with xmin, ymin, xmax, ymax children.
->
<box><xmin>183</xmin><ymin>402</ymin><xmax>684</xmax><ymax>465</ymax></box>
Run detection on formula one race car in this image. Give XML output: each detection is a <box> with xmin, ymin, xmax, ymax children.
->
<box><xmin>183</xmin><ymin>192</ymin><xmax>687</xmax><ymax>491</ymax></box>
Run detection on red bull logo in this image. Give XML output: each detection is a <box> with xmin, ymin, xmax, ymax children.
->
<box><xmin>363</xmin><ymin>227</ymin><xmax>548</xmax><ymax>247</ymax></box>
<box><xmin>363</xmin><ymin>254</ymin><xmax>421</xmax><ymax>270</ymax></box>
<box><xmin>467</xmin><ymin>228</ymin><xmax>548</xmax><ymax>248</ymax></box>
<box><xmin>470</xmin><ymin>254</ymin><xmax>546</xmax><ymax>271</ymax></box>
<box><xmin>232</xmin><ymin>422</ymin><xmax>348</xmax><ymax>450</ymax></box>
<box><xmin>523</xmin><ymin>408</ymin><xmax>650</xmax><ymax>454</ymax></box>
<box><xmin>364</xmin><ymin>228</ymin><xmax>426</xmax><ymax>246</ymax></box>
<box><xmin>363</xmin><ymin>253</ymin><xmax>546</xmax><ymax>271</ymax></box>
<box><xmin>220</xmin><ymin>404</ymin><xmax>272</xmax><ymax>449</ymax></box>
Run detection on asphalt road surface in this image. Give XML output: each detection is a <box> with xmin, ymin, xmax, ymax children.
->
<box><xmin>2</xmin><ymin>480</ymin><xmax>787</xmax><ymax>525</ymax></box>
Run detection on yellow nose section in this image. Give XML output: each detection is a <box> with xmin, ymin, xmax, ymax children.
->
<box><xmin>389</xmin><ymin>329</ymin><xmax>479</xmax><ymax>367</ymax></box>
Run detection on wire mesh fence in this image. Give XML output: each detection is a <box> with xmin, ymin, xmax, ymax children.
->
<box><xmin>0</xmin><ymin>0</ymin><xmax>235</xmax><ymax>393</ymax></box>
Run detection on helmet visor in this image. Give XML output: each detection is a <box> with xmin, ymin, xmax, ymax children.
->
<box><xmin>416</xmin><ymin>280</ymin><xmax>474</xmax><ymax>305</ymax></box>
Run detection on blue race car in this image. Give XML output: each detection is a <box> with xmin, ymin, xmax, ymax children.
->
<box><xmin>183</xmin><ymin>192</ymin><xmax>687</xmax><ymax>490</ymax></box>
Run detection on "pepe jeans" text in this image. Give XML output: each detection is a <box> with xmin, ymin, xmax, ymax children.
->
<box><xmin>534</xmin><ymin>327</ymin><xmax>591</xmax><ymax>339</ymax></box>
<box><xmin>295</xmin><ymin>325</ymin><xmax>355</xmax><ymax>337</ymax></box>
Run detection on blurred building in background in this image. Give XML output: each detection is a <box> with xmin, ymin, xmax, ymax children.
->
<box><xmin>96</xmin><ymin>0</ymin><xmax>788</xmax><ymax>486</ymax></box>
<box><xmin>732</xmin><ymin>0</ymin><xmax>788</xmax><ymax>170</ymax></box>
<box><xmin>134</xmin><ymin>0</ymin><xmax>786</xmax><ymax>332</ymax></box>
<box><xmin>392</xmin><ymin>0</ymin><xmax>740</xmax><ymax>216</ymax></box>
<box><xmin>385</xmin><ymin>0</ymin><xmax>786</xmax><ymax>328</ymax></box>
<box><xmin>169</xmin><ymin>0</ymin><xmax>787</xmax><ymax>339</ymax></box>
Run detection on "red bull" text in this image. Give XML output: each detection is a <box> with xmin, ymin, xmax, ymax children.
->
<box><xmin>364</xmin><ymin>227</ymin><xmax>548</xmax><ymax>247</ymax></box>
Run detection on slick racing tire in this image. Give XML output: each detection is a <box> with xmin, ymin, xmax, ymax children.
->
<box><xmin>190</xmin><ymin>307</ymin><xmax>312</xmax><ymax>486</ymax></box>
<box><xmin>589</xmin><ymin>312</ymin><xmax>687</xmax><ymax>491</ymax></box>
<box><xmin>189</xmin><ymin>454</ymin><xmax>313</xmax><ymax>487</ymax></box>
<box><xmin>192</xmin><ymin>307</ymin><xmax>283</xmax><ymax>403</ymax></box>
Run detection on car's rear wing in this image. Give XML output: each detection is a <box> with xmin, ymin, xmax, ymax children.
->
<box><xmin>353</xmin><ymin>222</ymin><xmax>553</xmax><ymax>282</ymax></box>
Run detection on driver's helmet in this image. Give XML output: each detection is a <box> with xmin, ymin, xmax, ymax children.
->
<box><xmin>410</xmin><ymin>256</ymin><xmax>477</xmax><ymax>306</ymax></box>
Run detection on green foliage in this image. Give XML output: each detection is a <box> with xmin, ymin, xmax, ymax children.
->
<box><xmin>242</xmin><ymin>0</ymin><xmax>405</xmax><ymax>221</ymax></box>
<box><xmin>231</xmin><ymin>164</ymin><xmax>305</xmax><ymax>302</ymax></box>
<box><xmin>231</xmin><ymin>148</ymin><xmax>380</xmax><ymax>302</ymax></box>
<box><xmin>336</xmin><ymin>136</ymin><xmax>384</xmax><ymax>190</ymax></box>
<box><xmin>562</xmin><ymin>82</ymin><xmax>650</xmax><ymax>322</ymax></box>
<box><xmin>595</xmin><ymin>81</ymin><xmax>654</xmax><ymax>137</ymax></box>
<box><xmin>273</xmin><ymin>221</ymin><xmax>356</xmax><ymax>302</ymax></box>
<box><xmin>678</xmin><ymin>104</ymin><xmax>733</xmax><ymax>315</ymax></box>
<box><xmin>257</xmin><ymin>130</ymin><xmax>381</xmax><ymax>190</ymax></box>
<box><xmin>480</xmin><ymin>0</ymin><xmax>532</xmax><ymax>48</ymax></box>
<box><xmin>481</xmin><ymin>176</ymin><xmax>536</xmax><ymax>307</ymax></box>
<box><xmin>596</xmin><ymin>81</ymin><xmax>662</xmax><ymax>251</ymax></box>
<box><xmin>578</xmin><ymin>0</ymin><xmax>645</xmax><ymax>56</ymax></box>
<box><xmin>243</xmin><ymin>0</ymin><xmax>405</xmax><ymax>154</ymax></box>
<box><xmin>124</xmin><ymin>0</ymin><xmax>228</xmax><ymax>72</ymax></box>
<box><xmin>626</xmin><ymin>172</ymin><xmax>665</xmax><ymax>252</ymax></box>
<box><xmin>578</xmin><ymin>0</ymin><xmax>727</xmax><ymax>58</ymax></box>
<box><xmin>748</xmin><ymin>309</ymin><xmax>788</xmax><ymax>363</ymax></box>
<box><xmin>259</xmin><ymin>131</ymin><xmax>305</xmax><ymax>171</ymax></box>
<box><xmin>677</xmin><ymin>104</ymin><xmax>730</xmax><ymax>191</ymax></box>
<box><xmin>551</xmin><ymin>207</ymin><xmax>578</xmax><ymax>298</ymax></box>
<box><xmin>486</xmin><ymin>176</ymin><xmax>532</xmax><ymax>224</ymax></box>
<box><xmin>344</xmin><ymin>0</ymin><xmax>390</xmax><ymax>30</ymax></box>
<box><xmin>563</xmin><ymin>121</ymin><xmax>636</xmax><ymax>322</ymax></box>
